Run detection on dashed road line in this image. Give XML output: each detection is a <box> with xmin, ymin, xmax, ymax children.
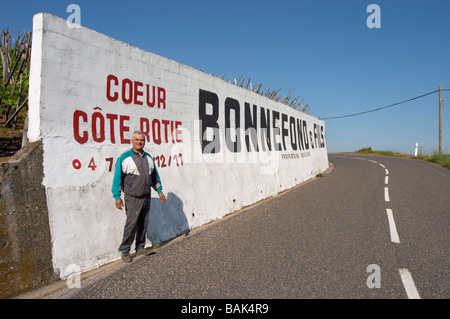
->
<box><xmin>386</xmin><ymin>209</ymin><xmax>400</xmax><ymax>243</ymax></box>
<box><xmin>384</xmin><ymin>187</ymin><xmax>390</xmax><ymax>202</ymax></box>
<box><xmin>340</xmin><ymin>155</ymin><xmax>421</xmax><ymax>298</ymax></box>
<box><xmin>399</xmin><ymin>268</ymin><xmax>421</xmax><ymax>299</ymax></box>
<box><xmin>369</xmin><ymin>158</ymin><xmax>420</xmax><ymax>298</ymax></box>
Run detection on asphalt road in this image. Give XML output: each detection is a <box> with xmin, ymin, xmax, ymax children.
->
<box><xmin>39</xmin><ymin>154</ymin><xmax>449</xmax><ymax>300</ymax></box>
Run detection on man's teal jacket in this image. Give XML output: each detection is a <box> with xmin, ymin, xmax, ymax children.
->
<box><xmin>112</xmin><ymin>149</ymin><xmax>163</xmax><ymax>200</ymax></box>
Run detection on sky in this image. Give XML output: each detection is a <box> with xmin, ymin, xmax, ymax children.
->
<box><xmin>1</xmin><ymin>0</ymin><xmax>449</xmax><ymax>154</ymax></box>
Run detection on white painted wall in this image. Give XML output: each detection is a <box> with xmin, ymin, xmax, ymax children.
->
<box><xmin>29</xmin><ymin>13</ymin><xmax>328</xmax><ymax>278</ymax></box>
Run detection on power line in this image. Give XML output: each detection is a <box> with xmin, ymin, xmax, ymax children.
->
<box><xmin>321</xmin><ymin>89</ymin><xmax>450</xmax><ymax>120</ymax></box>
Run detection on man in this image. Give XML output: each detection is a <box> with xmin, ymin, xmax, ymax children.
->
<box><xmin>112</xmin><ymin>130</ymin><xmax>166</xmax><ymax>262</ymax></box>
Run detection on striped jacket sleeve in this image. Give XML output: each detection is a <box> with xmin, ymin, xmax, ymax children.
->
<box><xmin>148</xmin><ymin>154</ymin><xmax>163</xmax><ymax>194</ymax></box>
<box><xmin>111</xmin><ymin>152</ymin><xmax>128</xmax><ymax>200</ymax></box>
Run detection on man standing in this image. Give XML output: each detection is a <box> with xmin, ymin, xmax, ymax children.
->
<box><xmin>112</xmin><ymin>130</ymin><xmax>166</xmax><ymax>262</ymax></box>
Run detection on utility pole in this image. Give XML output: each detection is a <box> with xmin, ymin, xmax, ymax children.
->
<box><xmin>439</xmin><ymin>85</ymin><xmax>442</xmax><ymax>154</ymax></box>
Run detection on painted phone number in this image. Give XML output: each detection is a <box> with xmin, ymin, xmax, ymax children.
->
<box><xmin>72</xmin><ymin>153</ymin><xmax>184</xmax><ymax>171</ymax></box>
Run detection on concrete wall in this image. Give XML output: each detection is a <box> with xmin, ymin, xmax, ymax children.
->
<box><xmin>0</xmin><ymin>141</ymin><xmax>58</xmax><ymax>298</ymax></box>
<box><xmin>26</xmin><ymin>13</ymin><xmax>328</xmax><ymax>279</ymax></box>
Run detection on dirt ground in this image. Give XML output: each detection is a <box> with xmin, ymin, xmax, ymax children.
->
<box><xmin>0</xmin><ymin>110</ymin><xmax>25</xmax><ymax>163</ymax></box>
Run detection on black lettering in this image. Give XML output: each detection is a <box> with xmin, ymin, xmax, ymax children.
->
<box><xmin>199</xmin><ymin>89</ymin><xmax>220</xmax><ymax>154</ymax></box>
<box><xmin>272</xmin><ymin>111</ymin><xmax>281</xmax><ymax>151</ymax></box>
<box><xmin>290</xmin><ymin>116</ymin><xmax>297</xmax><ymax>151</ymax></box>
<box><xmin>297</xmin><ymin>119</ymin><xmax>304</xmax><ymax>150</ymax></box>
<box><xmin>245</xmin><ymin>103</ymin><xmax>259</xmax><ymax>152</ymax></box>
<box><xmin>225</xmin><ymin>97</ymin><xmax>241</xmax><ymax>152</ymax></box>
<box><xmin>260</xmin><ymin>107</ymin><xmax>271</xmax><ymax>151</ymax></box>
<box><xmin>281</xmin><ymin>113</ymin><xmax>289</xmax><ymax>151</ymax></box>
<box><xmin>321</xmin><ymin>125</ymin><xmax>326</xmax><ymax>148</ymax></box>
<box><xmin>303</xmin><ymin>121</ymin><xmax>309</xmax><ymax>150</ymax></box>
<box><xmin>314</xmin><ymin>124</ymin><xmax>318</xmax><ymax>148</ymax></box>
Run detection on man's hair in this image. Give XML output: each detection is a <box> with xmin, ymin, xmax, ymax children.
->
<box><xmin>132</xmin><ymin>130</ymin><xmax>145</xmax><ymax>138</ymax></box>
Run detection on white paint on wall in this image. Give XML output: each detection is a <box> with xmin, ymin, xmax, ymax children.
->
<box><xmin>29</xmin><ymin>13</ymin><xmax>328</xmax><ymax>278</ymax></box>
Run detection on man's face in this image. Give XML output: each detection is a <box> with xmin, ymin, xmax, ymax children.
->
<box><xmin>132</xmin><ymin>133</ymin><xmax>145</xmax><ymax>153</ymax></box>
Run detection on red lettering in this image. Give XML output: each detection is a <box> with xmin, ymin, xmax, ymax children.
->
<box><xmin>146</xmin><ymin>85</ymin><xmax>155</xmax><ymax>107</ymax></box>
<box><xmin>138</xmin><ymin>117</ymin><xmax>182</xmax><ymax>144</ymax></box>
<box><xmin>106</xmin><ymin>113</ymin><xmax>118</xmax><ymax>143</ymax></box>
<box><xmin>122</xmin><ymin>78</ymin><xmax>133</xmax><ymax>104</ymax></box>
<box><xmin>175</xmin><ymin>121</ymin><xmax>182</xmax><ymax>143</ymax></box>
<box><xmin>106</xmin><ymin>74</ymin><xmax>119</xmax><ymax>102</ymax></box>
<box><xmin>88</xmin><ymin>157</ymin><xmax>97</xmax><ymax>171</ymax></box>
<box><xmin>120</xmin><ymin>115</ymin><xmax>130</xmax><ymax>144</ymax></box>
<box><xmin>140</xmin><ymin>118</ymin><xmax>150</xmax><ymax>142</ymax></box>
<box><xmin>161</xmin><ymin>120</ymin><xmax>170</xmax><ymax>143</ymax></box>
<box><xmin>158</xmin><ymin>87</ymin><xmax>166</xmax><ymax>109</ymax></box>
<box><xmin>92</xmin><ymin>112</ymin><xmax>105</xmax><ymax>142</ymax></box>
<box><xmin>73</xmin><ymin>108</ymin><xmax>141</xmax><ymax>145</ymax></box>
<box><xmin>73</xmin><ymin>110</ymin><xmax>88</xmax><ymax>144</ymax></box>
<box><xmin>106</xmin><ymin>75</ymin><xmax>166</xmax><ymax>108</ymax></box>
<box><xmin>170</xmin><ymin>121</ymin><xmax>175</xmax><ymax>143</ymax></box>
<box><xmin>134</xmin><ymin>81</ymin><xmax>143</xmax><ymax>105</ymax></box>
<box><xmin>105</xmin><ymin>158</ymin><xmax>114</xmax><ymax>172</ymax></box>
<box><xmin>152</xmin><ymin>119</ymin><xmax>161</xmax><ymax>145</ymax></box>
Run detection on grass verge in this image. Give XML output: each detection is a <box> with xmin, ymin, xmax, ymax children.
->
<box><xmin>349</xmin><ymin>147</ymin><xmax>450</xmax><ymax>169</ymax></box>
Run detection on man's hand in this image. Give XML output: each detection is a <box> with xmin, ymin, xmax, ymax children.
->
<box><xmin>159</xmin><ymin>192</ymin><xmax>166</xmax><ymax>204</ymax></box>
<box><xmin>115</xmin><ymin>198</ymin><xmax>124</xmax><ymax>210</ymax></box>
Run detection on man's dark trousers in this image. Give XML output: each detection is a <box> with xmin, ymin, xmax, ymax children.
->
<box><xmin>119</xmin><ymin>194</ymin><xmax>151</xmax><ymax>252</ymax></box>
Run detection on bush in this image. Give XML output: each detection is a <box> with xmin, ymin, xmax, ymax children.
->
<box><xmin>430</xmin><ymin>153</ymin><xmax>450</xmax><ymax>169</ymax></box>
<box><xmin>356</xmin><ymin>147</ymin><xmax>372</xmax><ymax>153</ymax></box>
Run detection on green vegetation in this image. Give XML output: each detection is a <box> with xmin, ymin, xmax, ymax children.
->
<box><xmin>429</xmin><ymin>153</ymin><xmax>450</xmax><ymax>169</ymax></box>
<box><xmin>353</xmin><ymin>147</ymin><xmax>450</xmax><ymax>169</ymax></box>
<box><xmin>1</xmin><ymin>29</ymin><xmax>32</xmax><ymax>129</ymax></box>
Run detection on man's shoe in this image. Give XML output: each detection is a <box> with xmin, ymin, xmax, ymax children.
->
<box><xmin>121</xmin><ymin>251</ymin><xmax>132</xmax><ymax>263</ymax></box>
<box><xmin>135</xmin><ymin>247</ymin><xmax>151</xmax><ymax>257</ymax></box>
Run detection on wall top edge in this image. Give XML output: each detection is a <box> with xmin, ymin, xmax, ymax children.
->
<box><xmin>32</xmin><ymin>12</ymin><xmax>322</xmax><ymax>123</ymax></box>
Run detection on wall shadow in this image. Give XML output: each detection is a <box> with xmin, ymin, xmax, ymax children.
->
<box><xmin>147</xmin><ymin>192</ymin><xmax>189</xmax><ymax>246</ymax></box>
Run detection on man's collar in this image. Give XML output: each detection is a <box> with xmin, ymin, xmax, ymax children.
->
<box><xmin>131</xmin><ymin>148</ymin><xmax>145</xmax><ymax>157</ymax></box>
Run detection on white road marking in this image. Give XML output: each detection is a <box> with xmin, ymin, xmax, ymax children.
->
<box><xmin>384</xmin><ymin>187</ymin><xmax>390</xmax><ymax>202</ymax></box>
<box><xmin>369</xmin><ymin>159</ymin><xmax>378</xmax><ymax>164</ymax></box>
<box><xmin>386</xmin><ymin>209</ymin><xmax>400</xmax><ymax>243</ymax></box>
<box><xmin>399</xmin><ymin>268</ymin><xmax>421</xmax><ymax>299</ymax></box>
<box><xmin>368</xmin><ymin>165</ymin><xmax>421</xmax><ymax>299</ymax></box>
<box><xmin>338</xmin><ymin>157</ymin><xmax>424</xmax><ymax>298</ymax></box>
